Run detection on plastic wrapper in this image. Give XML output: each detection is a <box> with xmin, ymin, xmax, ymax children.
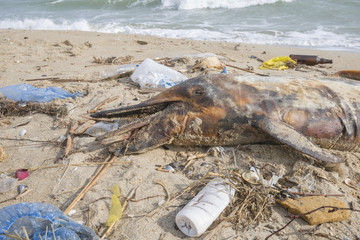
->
<box><xmin>131</xmin><ymin>58</ymin><xmax>187</xmax><ymax>88</ymax></box>
<box><xmin>0</xmin><ymin>84</ymin><xmax>82</xmax><ymax>102</ymax></box>
<box><xmin>0</xmin><ymin>202</ymin><xmax>98</xmax><ymax>240</ymax></box>
<box><xmin>259</xmin><ymin>56</ymin><xmax>296</xmax><ymax>70</ymax></box>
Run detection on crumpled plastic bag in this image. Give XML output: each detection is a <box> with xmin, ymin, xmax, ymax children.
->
<box><xmin>131</xmin><ymin>58</ymin><xmax>187</xmax><ymax>88</ymax></box>
<box><xmin>0</xmin><ymin>84</ymin><xmax>82</xmax><ymax>102</ymax></box>
<box><xmin>0</xmin><ymin>202</ymin><xmax>98</xmax><ymax>240</ymax></box>
<box><xmin>259</xmin><ymin>56</ymin><xmax>296</xmax><ymax>70</ymax></box>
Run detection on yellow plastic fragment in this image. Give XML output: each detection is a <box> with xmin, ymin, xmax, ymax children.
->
<box><xmin>105</xmin><ymin>185</ymin><xmax>123</xmax><ymax>227</ymax></box>
<box><xmin>259</xmin><ymin>56</ymin><xmax>296</xmax><ymax>70</ymax></box>
<box><xmin>110</xmin><ymin>184</ymin><xmax>121</xmax><ymax>198</ymax></box>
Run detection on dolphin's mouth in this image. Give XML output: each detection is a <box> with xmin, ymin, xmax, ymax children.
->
<box><xmin>90</xmin><ymin>101</ymin><xmax>177</xmax><ymax>119</ymax></box>
<box><xmin>91</xmin><ymin>101</ymin><xmax>179</xmax><ymax>145</ymax></box>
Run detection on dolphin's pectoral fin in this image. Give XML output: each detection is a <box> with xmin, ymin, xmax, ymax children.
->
<box><xmin>255</xmin><ymin>118</ymin><xmax>344</xmax><ymax>163</ymax></box>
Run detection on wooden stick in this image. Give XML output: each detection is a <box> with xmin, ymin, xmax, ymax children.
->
<box><xmin>0</xmin><ymin>160</ymin><xmax>130</xmax><ymax>174</ymax></box>
<box><xmin>226</xmin><ymin>64</ymin><xmax>269</xmax><ymax>76</ymax></box>
<box><xmin>64</xmin><ymin>135</ymin><xmax>72</xmax><ymax>157</ymax></box>
<box><xmin>64</xmin><ymin>154</ymin><xmax>117</xmax><ymax>215</ymax></box>
<box><xmin>87</xmin><ymin>96</ymin><xmax>119</xmax><ymax>114</ymax></box>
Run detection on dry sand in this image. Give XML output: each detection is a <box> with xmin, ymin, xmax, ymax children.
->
<box><xmin>0</xmin><ymin>29</ymin><xmax>360</xmax><ymax>240</ymax></box>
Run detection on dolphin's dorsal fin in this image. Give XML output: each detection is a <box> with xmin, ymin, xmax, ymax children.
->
<box><xmin>255</xmin><ymin>118</ymin><xmax>344</xmax><ymax>163</ymax></box>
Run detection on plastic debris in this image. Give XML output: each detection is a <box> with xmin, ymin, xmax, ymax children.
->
<box><xmin>15</xmin><ymin>169</ymin><xmax>29</xmax><ymax>180</ymax></box>
<box><xmin>172</xmin><ymin>52</ymin><xmax>228</xmax><ymax>61</ymax></box>
<box><xmin>104</xmin><ymin>63</ymin><xmax>137</xmax><ymax>79</ymax></box>
<box><xmin>131</xmin><ymin>58</ymin><xmax>188</xmax><ymax>88</ymax></box>
<box><xmin>176</xmin><ymin>178</ymin><xmax>235</xmax><ymax>237</ymax></box>
<box><xmin>0</xmin><ymin>84</ymin><xmax>82</xmax><ymax>102</ymax></box>
<box><xmin>259</xmin><ymin>56</ymin><xmax>296</xmax><ymax>70</ymax></box>
<box><xmin>0</xmin><ymin>174</ymin><xmax>17</xmax><ymax>193</ymax></box>
<box><xmin>84</xmin><ymin>121</ymin><xmax>119</xmax><ymax>137</ymax></box>
<box><xmin>277</xmin><ymin>196</ymin><xmax>350</xmax><ymax>225</ymax></box>
<box><xmin>0</xmin><ymin>202</ymin><xmax>98</xmax><ymax>240</ymax></box>
<box><xmin>221</xmin><ymin>67</ymin><xmax>228</xmax><ymax>74</ymax></box>
<box><xmin>18</xmin><ymin>184</ymin><xmax>28</xmax><ymax>194</ymax></box>
<box><xmin>106</xmin><ymin>184</ymin><xmax>122</xmax><ymax>227</ymax></box>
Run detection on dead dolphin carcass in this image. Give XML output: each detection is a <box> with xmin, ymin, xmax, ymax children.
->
<box><xmin>91</xmin><ymin>74</ymin><xmax>360</xmax><ymax>164</ymax></box>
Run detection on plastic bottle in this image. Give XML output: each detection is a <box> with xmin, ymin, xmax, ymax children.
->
<box><xmin>115</xmin><ymin>63</ymin><xmax>137</xmax><ymax>74</ymax></box>
<box><xmin>175</xmin><ymin>178</ymin><xmax>235</xmax><ymax>237</ymax></box>
<box><xmin>289</xmin><ymin>54</ymin><xmax>332</xmax><ymax>66</ymax></box>
<box><xmin>104</xmin><ymin>63</ymin><xmax>137</xmax><ymax>78</ymax></box>
<box><xmin>0</xmin><ymin>174</ymin><xmax>17</xmax><ymax>193</ymax></box>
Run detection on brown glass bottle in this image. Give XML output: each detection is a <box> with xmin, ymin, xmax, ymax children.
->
<box><xmin>289</xmin><ymin>54</ymin><xmax>333</xmax><ymax>66</ymax></box>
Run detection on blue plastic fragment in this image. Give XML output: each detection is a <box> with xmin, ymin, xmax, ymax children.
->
<box><xmin>0</xmin><ymin>84</ymin><xmax>82</xmax><ymax>102</ymax></box>
<box><xmin>221</xmin><ymin>67</ymin><xmax>228</xmax><ymax>74</ymax></box>
<box><xmin>0</xmin><ymin>202</ymin><xmax>98</xmax><ymax>240</ymax></box>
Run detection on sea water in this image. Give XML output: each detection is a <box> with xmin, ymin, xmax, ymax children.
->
<box><xmin>0</xmin><ymin>0</ymin><xmax>359</xmax><ymax>52</ymax></box>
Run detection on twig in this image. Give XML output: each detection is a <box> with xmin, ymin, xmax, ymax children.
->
<box><xmin>87</xmin><ymin>96</ymin><xmax>119</xmax><ymax>114</ymax></box>
<box><xmin>0</xmin><ymin>160</ymin><xmax>130</xmax><ymax>174</ymax></box>
<box><xmin>265</xmin><ymin>206</ymin><xmax>360</xmax><ymax>239</ymax></box>
<box><xmin>130</xmin><ymin>194</ymin><xmax>165</xmax><ymax>202</ymax></box>
<box><xmin>64</xmin><ymin>154</ymin><xmax>117</xmax><ymax>215</ymax></box>
<box><xmin>0</xmin><ymin>189</ymin><xmax>33</xmax><ymax>204</ymax></box>
<box><xmin>0</xmin><ymin>230</ymin><xmax>27</xmax><ymax>240</ymax></box>
<box><xmin>50</xmin><ymin>224</ymin><xmax>56</xmax><ymax>240</ymax></box>
<box><xmin>226</xmin><ymin>64</ymin><xmax>269</xmax><ymax>76</ymax></box>
<box><xmin>288</xmin><ymin>191</ymin><xmax>345</xmax><ymax>197</ymax></box>
<box><xmin>53</xmin><ymin>158</ymin><xmax>71</xmax><ymax>194</ymax></box>
<box><xmin>25</xmin><ymin>77</ymin><xmax>96</xmax><ymax>83</ymax></box>
<box><xmin>0</xmin><ymin>137</ymin><xmax>58</xmax><ymax>144</ymax></box>
<box><xmin>64</xmin><ymin>135</ymin><xmax>72</xmax><ymax>157</ymax></box>
<box><xmin>156</xmin><ymin>181</ymin><xmax>170</xmax><ymax>205</ymax></box>
<box><xmin>22</xmin><ymin>227</ymin><xmax>30</xmax><ymax>240</ymax></box>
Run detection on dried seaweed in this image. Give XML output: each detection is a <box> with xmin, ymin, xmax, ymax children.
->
<box><xmin>0</xmin><ymin>99</ymin><xmax>69</xmax><ymax>118</ymax></box>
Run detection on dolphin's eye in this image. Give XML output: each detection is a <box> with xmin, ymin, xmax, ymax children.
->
<box><xmin>193</xmin><ymin>87</ymin><xmax>205</xmax><ymax>96</ymax></box>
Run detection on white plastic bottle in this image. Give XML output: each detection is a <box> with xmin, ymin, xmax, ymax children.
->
<box><xmin>175</xmin><ymin>178</ymin><xmax>235</xmax><ymax>237</ymax></box>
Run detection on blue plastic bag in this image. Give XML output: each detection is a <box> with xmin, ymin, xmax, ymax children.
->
<box><xmin>0</xmin><ymin>203</ymin><xmax>98</xmax><ymax>240</ymax></box>
<box><xmin>0</xmin><ymin>84</ymin><xmax>81</xmax><ymax>102</ymax></box>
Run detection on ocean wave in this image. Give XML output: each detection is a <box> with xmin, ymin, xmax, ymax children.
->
<box><xmin>47</xmin><ymin>0</ymin><xmax>161</xmax><ymax>8</ymax></box>
<box><xmin>1</xmin><ymin>18</ymin><xmax>359</xmax><ymax>51</ymax></box>
<box><xmin>160</xmin><ymin>0</ymin><xmax>296</xmax><ymax>10</ymax></box>
<box><xmin>0</xmin><ymin>18</ymin><xmax>93</xmax><ymax>31</ymax></box>
<box><xmin>45</xmin><ymin>0</ymin><xmax>293</xmax><ymax>9</ymax></box>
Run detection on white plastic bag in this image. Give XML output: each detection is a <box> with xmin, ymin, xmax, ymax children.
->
<box><xmin>131</xmin><ymin>58</ymin><xmax>187</xmax><ymax>88</ymax></box>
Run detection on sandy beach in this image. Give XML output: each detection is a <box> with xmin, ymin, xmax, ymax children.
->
<box><xmin>1</xmin><ymin>29</ymin><xmax>360</xmax><ymax>239</ymax></box>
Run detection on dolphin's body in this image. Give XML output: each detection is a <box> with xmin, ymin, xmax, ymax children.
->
<box><xmin>92</xmin><ymin>74</ymin><xmax>360</xmax><ymax>163</ymax></box>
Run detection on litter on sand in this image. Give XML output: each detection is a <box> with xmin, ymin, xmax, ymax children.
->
<box><xmin>0</xmin><ymin>84</ymin><xmax>82</xmax><ymax>102</ymax></box>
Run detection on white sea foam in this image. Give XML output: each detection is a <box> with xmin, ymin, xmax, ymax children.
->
<box><xmin>161</xmin><ymin>0</ymin><xmax>295</xmax><ymax>10</ymax></box>
<box><xmin>0</xmin><ymin>18</ymin><xmax>92</xmax><ymax>31</ymax></box>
